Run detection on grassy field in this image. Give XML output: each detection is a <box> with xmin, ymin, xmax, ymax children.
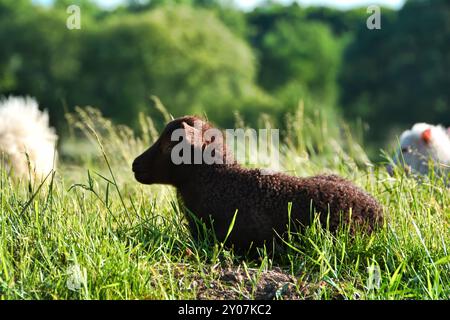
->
<box><xmin>0</xmin><ymin>107</ymin><xmax>449</xmax><ymax>300</ymax></box>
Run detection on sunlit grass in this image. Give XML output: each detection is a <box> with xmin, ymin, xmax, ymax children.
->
<box><xmin>0</xmin><ymin>105</ymin><xmax>449</xmax><ymax>300</ymax></box>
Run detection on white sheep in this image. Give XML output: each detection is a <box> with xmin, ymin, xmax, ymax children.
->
<box><xmin>0</xmin><ymin>96</ymin><xmax>58</xmax><ymax>181</ymax></box>
<box><xmin>391</xmin><ymin>123</ymin><xmax>450</xmax><ymax>179</ymax></box>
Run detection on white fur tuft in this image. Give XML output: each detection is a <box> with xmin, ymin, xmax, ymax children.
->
<box><xmin>0</xmin><ymin>96</ymin><xmax>58</xmax><ymax>180</ymax></box>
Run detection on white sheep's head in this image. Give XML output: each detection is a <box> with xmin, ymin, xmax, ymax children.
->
<box><xmin>390</xmin><ymin>123</ymin><xmax>450</xmax><ymax>176</ymax></box>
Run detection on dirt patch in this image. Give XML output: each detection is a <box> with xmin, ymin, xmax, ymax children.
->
<box><xmin>195</xmin><ymin>266</ymin><xmax>309</xmax><ymax>300</ymax></box>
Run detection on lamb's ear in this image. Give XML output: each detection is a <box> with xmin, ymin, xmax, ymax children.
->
<box><xmin>181</xmin><ymin>121</ymin><xmax>204</xmax><ymax>149</ymax></box>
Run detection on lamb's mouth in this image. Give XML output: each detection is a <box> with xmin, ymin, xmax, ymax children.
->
<box><xmin>133</xmin><ymin>170</ymin><xmax>146</xmax><ymax>180</ymax></box>
<box><xmin>134</xmin><ymin>170</ymin><xmax>154</xmax><ymax>183</ymax></box>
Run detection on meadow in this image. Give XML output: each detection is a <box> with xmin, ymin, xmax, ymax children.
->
<box><xmin>0</xmin><ymin>106</ymin><xmax>449</xmax><ymax>300</ymax></box>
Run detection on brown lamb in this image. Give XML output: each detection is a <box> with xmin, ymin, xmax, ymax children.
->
<box><xmin>132</xmin><ymin>116</ymin><xmax>383</xmax><ymax>250</ymax></box>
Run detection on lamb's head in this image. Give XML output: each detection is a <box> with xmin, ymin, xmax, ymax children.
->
<box><xmin>132</xmin><ymin>116</ymin><xmax>234</xmax><ymax>185</ymax></box>
<box><xmin>391</xmin><ymin>123</ymin><xmax>450</xmax><ymax>176</ymax></box>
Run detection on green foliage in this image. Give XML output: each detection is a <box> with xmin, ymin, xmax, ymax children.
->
<box><xmin>77</xmin><ymin>6</ymin><xmax>267</xmax><ymax>127</ymax></box>
<box><xmin>54</xmin><ymin>0</ymin><xmax>102</xmax><ymax>16</ymax></box>
<box><xmin>305</xmin><ymin>7</ymin><xmax>367</xmax><ymax>36</ymax></box>
<box><xmin>213</xmin><ymin>5</ymin><xmax>249</xmax><ymax>38</ymax></box>
<box><xmin>0</xmin><ymin>1</ymin><xmax>274</xmax><ymax>129</ymax></box>
<box><xmin>0</xmin><ymin>4</ymin><xmax>82</xmax><ymax>123</ymax></box>
<box><xmin>247</xmin><ymin>4</ymin><xmax>343</xmax><ymax>117</ymax></box>
<box><xmin>124</xmin><ymin>0</ymin><xmax>251</xmax><ymax>39</ymax></box>
<box><xmin>0</xmin><ymin>0</ymin><xmax>448</xmax><ymax>153</ymax></box>
<box><xmin>263</xmin><ymin>20</ymin><xmax>342</xmax><ymax>108</ymax></box>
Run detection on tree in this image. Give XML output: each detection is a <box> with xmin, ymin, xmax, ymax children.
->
<box><xmin>0</xmin><ymin>3</ymin><xmax>82</xmax><ymax>126</ymax></box>
<box><xmin>77</xmin><ymin>6</ymin><xmax>273</xmax><ymax>127</ymax></box>
<box><xmin>248</xmin><ymin>4</ymin><xmax>342</xmax><ymax>114</ymax></box>
<box><xmin>305</xmin><ymin>7</ymin><xmax>367</xmax><ymax>36</ymax></box>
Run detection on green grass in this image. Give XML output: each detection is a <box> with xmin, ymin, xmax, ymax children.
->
<box><xmin>0</xmin><ymin>106</ymin><xmax>449</xmax><ymax>300</ymax></box>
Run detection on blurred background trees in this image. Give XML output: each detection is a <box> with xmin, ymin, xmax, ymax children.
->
<box><xmin>0</xmin><ymin>0</ymin><xmax>448</xmax><ymax>158</ymax></box>
<box><xmin>248</xmin><ymin>5</ymin><xmax>342</xmax><ymax>112</ymax></box>
<box><xmin>76</xmin><ymin>5</ymin><xmax>271</xmax><ymax>127</ymax></box>
<box><xmin>340</xmin><ymin>0</ymin><xmax>450</xmax><ymax>146</ymax></box>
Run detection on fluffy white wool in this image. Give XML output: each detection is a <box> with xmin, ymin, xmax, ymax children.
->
<box><xmin>0</xmin><ymin>96</ymin><xmax>58</xmax><ymax>180</ymax></box>
<box><xmin>393</xmin><ymin>123</ymin><xmax>450</xmax><ymax>177</ymax></box>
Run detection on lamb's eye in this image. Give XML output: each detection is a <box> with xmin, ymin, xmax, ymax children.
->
<box><xmin>401</xmin><ymin>147</ymin><xmax>411</xmax><ymax>153</ymax></box>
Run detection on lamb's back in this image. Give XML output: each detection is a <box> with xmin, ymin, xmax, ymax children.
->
<box><xmin>180</xmin><ymin>167</ymin><xmax>382</xmax><ymax>249</ymax></box>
